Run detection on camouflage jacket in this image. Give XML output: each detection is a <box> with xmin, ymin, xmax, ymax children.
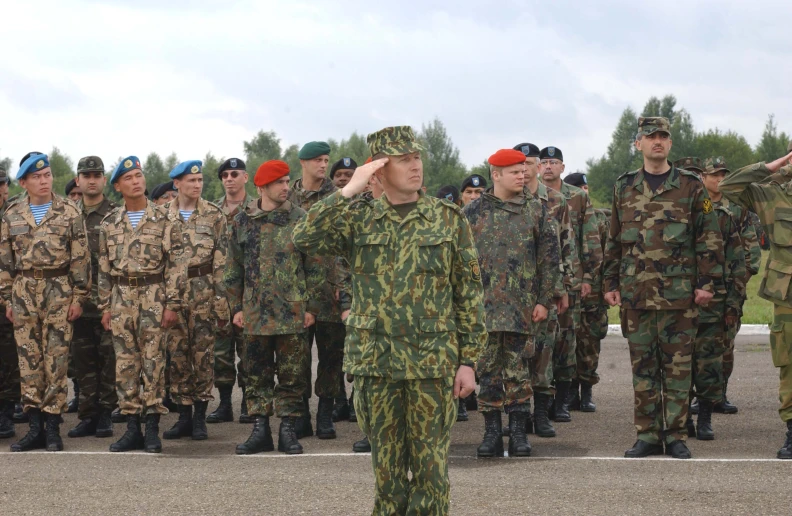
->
<box><xmin>464</xmin><ymin>190</ymin><xmax>560</xmax><ymax>334</ymax></box>
<box><xmin>165</xmin><ymin>197</ymin><xmax>230</xmax><ymax>320</ymax></box>
<box><xmin>604</xmin><ymin>165</ymin><xmax>724</xmax><ymax>310</ymax></box>
<box><xmin>79</xmin><ymin>197</ymin><xmax>118</xmax><ymax>317</ymax></box>
<box><xmin>558</xmin><ymin>182</ymin><xmax>602</xmax><ymax>291</ymax></box>
<box><xmin>97</xmin><ymin>201</ymin><xmax>186</xmax><ymax>313</ymax></box>
<box><xmin>292</xmin><ymin>191</ymin><xmax>487</xmax><ymax>380</ymax></box>
<box><xmin>717</xmin><ymin>197</ymin><xmax>761</xmax><ymax>282</ymax></box>
<box><xmin>225</xmin><ymin>199</ymin><xmax>322</xmax><ymax>336</ymax></box>
<box><xmin>529</xmin><ymin>183</ymin><xmax>578</xmax><ymax>297</ymax></box>
<box><xmin>215</xmin><ymin>193</ymin><xmax>256</xmax><ymax>225</ymax></box>
<box><xmin>0</xmin><ymin>193</ymin><xmax>91</xmax><ymax>307</ymax></box>
<box><xmin>289</xmin><ymin>177</ymin><xmax>350</xmax><ymax>320</ymax></box>
<box><xmin>699</xmin><ymin>199</ymin><xmax>745</xmax><ymax>322</ymax></box>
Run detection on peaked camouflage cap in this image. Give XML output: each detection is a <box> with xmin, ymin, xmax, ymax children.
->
<box><xmin>702</xmin><ymin>156</ymin><xmax>730</xmax><ymax>175</ymax></box>
<box><xmin>673</xmin><ymin>156</ymin><xmax>704</xmax><ymax>173</ymax></box>
<box><xmin>367</xmin><ymin>126</ymin><xmax>425</xmax><ymax>156</ymax></box>
<box><xmin>638</xmin><ymin>116</ymin><xmax>671</xmax><ymax>136</ymax></box>
<box><xmin>77</xmin><ymin>155</ymin><xmax>105</xmax><ymax>174</ymax></box>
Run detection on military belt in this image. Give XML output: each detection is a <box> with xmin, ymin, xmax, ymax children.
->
<box><xmin>21</xmin><ymin>267</ymin><xmax>69</xmax><ymax>280</ymax></box>
<box><xmin>112</xmin><ymin>273</ymin><xmax>165</xmax><ymax>287</ymax></box>
<box><xmin>188</xmin><ymin>263</ymin><xmax>213</xmax><ymax>279</ymax></box>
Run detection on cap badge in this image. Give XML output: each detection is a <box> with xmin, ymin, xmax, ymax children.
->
<box><xmin>124</xmin><ymin>159</ymin><xmax>133</xmax><ymax>169</ymax></box>
<box><xmin>343</xmin><ymin>158</ymin><xmax>351</xmax><ymax>167</ymax></box>
<box><xmin>191</xmin><ymin>165</ymin><xmax>200</xmax><ymax>174</ymax></box>
<box><xmin>230</xmin><ymin>159</ymin><xmax>237</xmax><ymax>168</ymax></box>
<box><xmin>472</xmin><ymin>177</ymin><xmax>480</xmax><ymax>186</ymax></box>
<box><xmin>35</xmin><ymin>160</ymin><xmax>44</xmax><ymax>169</ymax></box>
<box><xmin>548</xmin><ymin>147</ymin><xmax>556</xmax><ymax>157</ymax></box>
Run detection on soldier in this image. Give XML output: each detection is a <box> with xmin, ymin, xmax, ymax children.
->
<box><xmin>604</xmin><ymin>117</ymin><xmax>723</xmax><ymax>459</ymax></box>
<box><xmin>460</xmin><ymin>174</ymin><xmax>487</xmax><ymax>206</ymax></box>
<box><xmin>435</xmin><ymin>185</ymin><xmax>462</xmax><ymax>208</ymax></box>
<box><xmin>98</xmin><ymin>156</ymin><xmax>186</xmax><ymax>453</ymax></box>
<box><xmin>0</xmin><ymin>153</ymin><xmax>90</xmax><ymax>452</ymax></box>
<box><xmin>293</xmin><ymin>126</ymin><xmax>486</xmax><ymax>515</ymax></box>
<box><xmin>330</xmin><ymin>157</ymin><xmax>357</xmax><ymax>189</ymax></box>
<box><xmin>539</xmin><ymin>146</ymin><xmax>602</xmax><ymax>421</ymax></box>
<box><xmin>150</xmin><ymin>181</ymin><xmax>177</xmax><ymax>206</ymax></box>
<box><xmin>0</xmin><ymin>167</ymin><xmax>19</xmax><ymax>440</ymax></box>
<box><xmin>161</xmin><ymin>161</ymin><xmax>230</xmax><ymax>441</ymax></box>
<box><xmin>65</xmin><ymin>179</ymin><xmax>83</xmax><ymax>204</ymax></box>
<box><xmin>719</xmin><ymin>148</ymin><xmax>792</xmax><ymax>458</ymax></box>
<box><xmin>64</xmin><ymin>180</ymin><xmax>84</xmax><ymax>414</ymax></box>
<box><xmin>465</xmin><ymin>149</ymin><xmax>558</xmax><ymax>458</ymax></box>
<box><xmin>227</xmin><ymin>160</ymin><xmax>320</xmax><ymax>455</ymax></box>
<box><xmin>66</xmin><ymin>156</ymin><xmax>118</xmax><ymax>440</ymax></box>
<box><xmin>209</xmin><ymin>158</ymin><xmax>256</xmax><ymax>424</ymax></box>
<box><xmin>289</xmin><ymin>141</ymin><xmax>350</xmax><ymax>440</ymax></box>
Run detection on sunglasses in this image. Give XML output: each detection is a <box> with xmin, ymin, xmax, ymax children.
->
<box><xmin>221</xmin><ymin>171</ymin><xmax>242</xmax><ymax>179</ymax></box>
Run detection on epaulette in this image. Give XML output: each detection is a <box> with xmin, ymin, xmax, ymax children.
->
<box><xmin>100</xmin><ymin>206</ymin><xmax>123</xmax><ymax>226</ymax></box>
<box><xmin>616</xmin><ymin>169</ymin><xmax>639</xmax><ymax>182</ymax></box>
<box><xmin>679</xmin><ymin>169</ymin><xmax>703</xmax><ymax>182</ymax></box>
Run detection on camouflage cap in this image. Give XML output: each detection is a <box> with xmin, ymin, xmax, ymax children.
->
<box><xmin>673</xmin><ymin>157</ymin><xmax>704</xmax><ymax>173</ymax></box>
<box><xmin>702</xmin><ymin>156</ymin><xmax>730</xmax><ymax>175</ymax></box>
<box><xmin>367</xmin><ymin>126</ymin><xmax>425</xmax><ymax>157</ymax></box>
<box><xmin>77</xmin><ymin>155</ymin><xmax>105</xmax><ymax>174</ymax></box>
<box><xmin>638</xmin><ymin>116</ymin><xmax>671</xmax><ymax>136</ymax></box>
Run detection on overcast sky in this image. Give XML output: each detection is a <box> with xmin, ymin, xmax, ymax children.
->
<box><xmin>2</xmin><ymin>0</ymin><xmax>791</xmax><ymax>176</ymax></box>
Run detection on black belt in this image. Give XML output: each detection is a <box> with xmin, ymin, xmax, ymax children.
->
<box><xmin>21</xmin><ymin>267</ymin><xmax>69</xmax><ymax>279</ymax></box>
<box><xmin>188</xmin><ymin>263</ymin><xmax>213</xmax><ymax>278</ymax></box>
<box><xmin>112</xmin><ymin>273</ymin><xmax>165</xmax><ymax>287</ymax></box>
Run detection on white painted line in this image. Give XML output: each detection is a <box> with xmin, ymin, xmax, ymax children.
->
<box><xmin>0</xmin><ymin>451</ymin><xmax>157</xmax><ymax>456</ymax></box>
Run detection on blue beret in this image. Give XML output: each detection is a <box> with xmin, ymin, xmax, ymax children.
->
<box><xmin>110</xmin><ymin>156</ymin><xmax>142</xmax><ymax>184</ymax></box>
<box><xmin>298</xmin><ymin>141</ymin><xmax>331</xmax><ymax>160</ymax></box>
<box><xmin>169</xmin><ymin>160</ymin><xmax>203</xmax><ymax>180</ymax></box>
<box><xmin>17</xmin><ymin>154</ymin><xmax>50</xmax><ymax>181</ymax></box>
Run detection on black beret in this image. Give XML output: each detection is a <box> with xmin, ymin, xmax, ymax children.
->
<box><xmin>330</xmin><ymin>157</ymin><xmax>358</xmax><ymax>179</ymax></box>
<box><xmin>539</xmin><ymin>146</ymin><xmax>563</xmax><ymax>162</ymax></box>
<box><xmin>563</xmin><ymin>172</ymin><xmax>587</xmax><ymax>187</ymax></box>
<box><xmin>217</xmin><ymin>158</ymin><xmax>246</xmax><ymax>179</ymax></box>
<box><xmin>19</xmin><ymin>151</ymin><xmax>44</xmax><ymax>167</ymax></box>
<box><xmin>460</xmin><ymin>174</ymin><xmax>487</xmax><ymax>192</ymax></box>
<box><xmin>435</xmin><ymin>185</ymin><xmax>460</xmax><ymax>203</ymax></box>
<box><xmin>150</xmin><ymin>181</ymin><xmax>176</xmax><ymax>200</ymax></box>
<box><xmin>513</xmin><ymin>142</ymin><xmax>541</xmax><ymax>157</ymax></box>
<box><xmin>65</xmin><ymin>178</ymin><xmax>77</xmax><ymax>196</ymax></box>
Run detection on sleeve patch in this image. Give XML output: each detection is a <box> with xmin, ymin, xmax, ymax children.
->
<box><xmin>703</xmin><ymin>199</ymin><xmax>713</xmax><ymax>214</ymax></box>
<box><xmin>469</xmin><ymin>259</ymin><xmax>481</xmax><ymax>281</ymax></box>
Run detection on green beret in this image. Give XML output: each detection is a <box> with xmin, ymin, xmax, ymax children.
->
<box><xmin>298</xmin><ymin>141</ymin><xmax>331</xmax><ymax>160</ymax></box>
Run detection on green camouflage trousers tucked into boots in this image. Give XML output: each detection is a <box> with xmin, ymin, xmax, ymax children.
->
<box><xmin>245</xmin><ymin>334</ymin><xmax>308</xmax><ymax>418</ymax></box>
<box><xmin>691</xmin><ymin>322</ymin><xmax>725</xmax><ymax>403</ymax></box>
<box><xmin>477</xmin><ymin>331</ymin><xmax>533</xmax><ymax>412</ymax></box>
<box><xmin>576</xmin><ymin>302</ymin><xmax>607</xmax><ymax>385</ymax></box>
<box><xmin>214</xmin><ymin>320</ymin><xmax>246</xmax><ymax>389</ymax></box>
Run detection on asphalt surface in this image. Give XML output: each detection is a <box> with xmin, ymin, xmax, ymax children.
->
<box><xmin>2</xmin><ymin>334</ymin><xmax>791</xmax><ymax>515</ymax></box>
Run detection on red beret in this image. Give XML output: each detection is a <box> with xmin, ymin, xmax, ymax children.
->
<box><xmin>488</xmin><ymin>149</ymin><xmax>527</xmax><ymax>168</ymax></box>
<box><xmin>254</xmin><ymin>160</ymin><xmax>290</xmax><ymax>187</ymax></box>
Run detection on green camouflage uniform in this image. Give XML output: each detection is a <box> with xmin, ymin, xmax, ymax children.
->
<box><xmin>292</xmin><ymin>126</ymin><xmax>487</xmax><ymax>516</ymax></box>
<box><xmin>0</xmin><ymin>192</ymin><xmax>19</xmax><ymax>406</ymax></box>
<box><xmin>225</xmin><ymin>199</ymin><xmax>321</xmax><ymax>417</ymax></box>
<box><xmin>0</xmin><ymin>194</ymin><xmax>91</xmax><ymax>414</ymax></box>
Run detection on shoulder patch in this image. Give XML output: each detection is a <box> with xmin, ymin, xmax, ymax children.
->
<box><xmin>469</xmin><ymin>259</ymin><xmax>481</xmax><ymax>281</ymax></box>
<box><xmin>702</xmin><ymin>198</ymin><xmax>714</xmax><ymax>214</ymax></box>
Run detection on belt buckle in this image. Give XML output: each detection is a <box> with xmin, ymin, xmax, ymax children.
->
<box><xmin>33</xmin><ymin>269</ymin><xmax>44</xmax><ymax>280</ymax></box>
<box><xmin>129</xmin><ymin>277</ymin><xmax>138</xmax><ymax>288</ymax></box>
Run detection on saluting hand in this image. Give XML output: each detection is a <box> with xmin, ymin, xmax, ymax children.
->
<box><xmin>341</xmin><ymin>158</ymin><xmax>388</xmax><ymax>198</ymax></box>
<box><xmin>767</xmin><ymin>150</ymin><xmax>792</xmax><ymax>172</ymax></box>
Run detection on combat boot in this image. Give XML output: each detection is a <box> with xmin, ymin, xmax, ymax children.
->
<box><xmin>714</xmin><ymin>380</ymin><xmax>738</xmax><ymax>414</ymax></box>
<box><xmin>12</xmin><ymin>402</ymin><xmax>28</xmax><ymax>423</ymax></box>
<box><xmin>0</xmin><ymin>401</ymin><xmax>15</xmax><ymax>439</ymax></box>
<box><xmin>278</xmin><ymin>417</ymin><xmax>304</xmax><ymax>454</ymax></box>
<box><xmin>206</xmin><ymin>385</ymin><xmax>233</xmax><ymax>423</ymax></box>
<box><xmin>68</xmin><ymin>416</ymin><xmax>97</xmax><ymax>438</ymax></box>
<box><xmin>332</xmin><ymin>394</ymin><xmax>350</xmax><ymax>422</ymax></box>
<box><xmin>696</xmin><ymin>401</ymin><xmax>715</xmax><ymax>441</ymax></box>
<box><xmin>239</xmin><ymin>391</ymin><xmax>254</xmax><ymax>424</ymax></box>
<box><xmin>533</xmin><ymin>393</ymin><xmax>556</xmax><ymax>438</ymax></box>
<box><xmin>144</xmin><ymin>414</ymin><xmax>162</xmax><ymax>453</ymax></box>
<box><xmin>465</xmin><ymin>391</ymin><xmax>479</xmax><ymax>411</ymax></box>
<box><xmin>295</xmin><ymin>397</ymin><xmax>313</xmax><ymax>439</ymax></box>
<box><xmin>568</xmin><ymin>379</ymin><xmax>581</xmax><ymax>411</ymax></box>
<box><xmin>665</xmin><ymin>439</ymin><xmax>692</xmax><ymax>459</ymax></box>
<box><xmin>348</xmin><ymin>390</ymin><xmax>357</xmax><ymax>423</ymax></box>
<box><xmin>192</xmin><ymin>401</ymin><xmax>209</xmax><ymax>440</ymax></box>
<box><xmin>10</xmin><ymin>409</ymin><xmax>45</xmax><ymax>452</ymax></box>
<box><xmin>457</xmin><ymin>398</ymin><xmax>468</xmax><ymax>422</ymax></box>
<box><xmin>685</xmin><ymin>416</ymin><xmax>695</xmax><ymax>439</ymax></box>
<box><xmin>111</xmin><ymin>407</ymin><xmax>127</xmax><ymax>423</ymax></box>
<box><xmin>553</xmin><ymin>381</ymin><xmax>572</xmax><ymax>423</ymax></box>
<box><xmin>353</xmin><ymin>435</ymin><xmax>371</xmax><ymax>453</ymax></box>
<box><xmin>109</xmin><ymin>415</ymin><xmax>144</xmax><ymax>452</ymax></box>
<box><xmin>524</xmin><ymin>399</ymin><xmax>533</xmax><ymax>434</ymax></box>
<box><xmin>624</xmin><ymin>439</ymin><xmax>663</xmax><ymax>458</ymax></box>
<box><xmin>235</xmin><ymin>416</ymin><xmax>274</xmax><ymax>454</ymax></box>
<box><xmin>579</xmin><ymin>381</ymin><xmax>596</xmax><ymax>412</ymax></box>
<box><xmin>477</xmin><ymin>411</ymin><xmax>504</xmax><ymax>458</ymax></box>
<box><xmin>777</xmin><ymin>421</ymin><xmax>792</xmax><ymax>459</ymax></box>
<box><xmin>507</xmin><ymin>411</ymin><xmax>532</xmax><ymax>457</ymax></box>
<box><xmin>67</xmin><ymin>380</ymin><xmax>79</xmax><ymax>414</ymax></box>
<box><xmin>163</xmin><ymin>405</ymin><xmax>193</xmax><ymax>439</ymax></box>
<box><xmin>95</xmin><ymin>409</ymin><xmax>113</xmax><ymax>438</ymax></box>
<box><xmin>45</xmin><ymin>414</ymin><xmax>63</xmax><ymax>452</ymax></box>
<box><xmin>316</xmin><ymin>398</ymin><xmax>336</xmax><ymax>439</ymax></box>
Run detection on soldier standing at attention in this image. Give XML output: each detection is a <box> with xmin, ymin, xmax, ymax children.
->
<box><xmin>161</xmin><ymin>161</ymin><xmax>230</xmax><ymax>441</ymax></box>
<box><xmin>65</xmin><ymin>179</ymin><xmax>83</xmax><ymax>204</ymax></box>
<box><xmin>465</xmin><ymin>149</ymin><xmax>558</xmax><ymax>458</ymax></box>
<box><xmin>330</xmin><ymin>157</ymin><xmax>357</xmax><ymax>189</ymax></box>
<box><xmin>98</xmin><ymin>156</ymin><xmax>186</xmax><ymax>453</ymax></box>
<box><xmin>460</xmin><ymin>174</ymin><xmax>487</xmax><ymax>206</ymax></box>
<box><xmin>293</xmin><ymin>126</ymin><xmax>486</xmax><ymax>515</ymax></box>
<box><xmin>67</xmin><ymin>156</ymin><xmax>118</xmax><ymax>440</ymax></box>
<box><xmin>0</xmin><ymin>167</ymin><xmax>20</xmax><ymax>440</ymax></box>
<box><xmin>604</xmin><ymin>117</ymin><xmax>723</xmax><ymax>459</ymax></box>
<box><xmin>0</xmin><ymin>154</ymin><xmax>90</xmax><ymax>452</ymax></box>
<box><xmin>150</xmin><ymin>182</ymin><xmax>177</xmax><ymax>206</ymax></box>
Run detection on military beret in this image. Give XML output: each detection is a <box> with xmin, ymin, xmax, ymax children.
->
<box><xmin>367</xmin><ymin>126</ymin><xmax>424</xmax><ymax>157</ymax></box>
<box><xmin>435</xmin><ymin>185</ymin><xmax>460</xmax><ymax>203</ymax></box>
<box><xmin>17</xmin><ymin>153</ymin><xmax>50</xmax><ymax>181</ymax></box>
<box><xmin>77</xmin><ymin>156</ymin><xmax>105</xmax><ymax>174</ymax></box>
<box><xmin>364</xmin><ymin>157</ymin><xmax>373</xmax><ymax>164</ymax></box>
<box><xmin>0</xmin><ymin>167</ymin><xmax>8</xmax><ymax>185</ymax></box>
<box><xmin>673</xmin><ymin>157</ymin><xmax>704</xmax><ymax>173</ymax></box>
<box><xmin>703</xmin><ymin>156</ymin><xmax>730</xmax><ymax>175</ymax></box>
<box><xmin>638</xmin><ymin>116</ymin><xmax>671</xmax><ymax>136</ymax></box>
<box><xmin>255</xmin><ymin>160</ymin><xmax>290</xmax><ymax>187</ymax></box>
<box><xmin>298</xmin><ymin>141</ymin><xmax>331</xmax><ymax>160</ymax></box>
<box><xmin>461</xmin><ymin>174</ymin><xmax>487</xmax><ymax>192</ymax></box>
<box><xmin>563</xmin><ymin>172</ymin><xmax>587</xmax><ymax>187</ymax></box>
<box><xmin>65</xmin><ymin>178</ymin><xmax>77</xmax><ymax>196</ymax></box>
<box><xmin>488</xmin><ymin>149</ymin><xmax>527</xmax><ymax>168</ymax></box>
<box><xmin>539</xmin><ymin>147</ymin><xmax>564</xmax><ymax>162</ymax></box>
<box><xmin>513</xmin><ymin>142</ymin><xmax>541</xmax><ymax>157</ymax></box>
<box><xmin>110</xmin><ymin>156</ymin><xmax>142</xmax><ymax>184</ymax></box>
<box><xmin>217</xmin><ymin>157</ymin><xmax>246</xmax><ymax>179</ymax></box>
<box><xmin>150</xmin><ymin>181</ymin><xmax>176</xmax><ymax>201</ymax></box>
<box><xmin>19</xmin><ymin>151</ymin><xmax>43</xmax><ymax>167</ymax></box>
<box><xmin>330</xmin><ymin>157</ymin><xmax>357</xmax><ymax>179</ymax></box>
<box><xmin>169</xmin><ymin>160</ymin><xmax>203</xmax><ymax>180</ymax></box>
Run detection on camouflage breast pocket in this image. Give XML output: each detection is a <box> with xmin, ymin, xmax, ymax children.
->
<box><xmin>619</xmin><ymin>211</ymin><xmax>641</xmax><ymax>244</ymax></box>
<box><xmin>418</xmin><ymin>317</ymin><xmax>458</xmax><ymax>366</ymax></box>
<box><xmin>344</xmin><ymin>313</ymin><xmax>377</xmax><ymax>364</ymax></box>
<box><xmin>44</xmin><ymin>220</ymin><xmax>71</xmax><ymax>250</ymax></box>
<box><xmin>8</xmin><ymin>221</ymin><xmax>30</xmax><ymax>254</ymax></box>
<box><xmin>771</xmin><ymin>208</ymin><xmax>792</xmax><ymax>255</ymax></box>
<box><xmin>137</xmin><ymin>231</ymin><xmax>164</xmax><ymax>262</ymax></box>
<box><xmin>106</xmin><ymin>230</ymin><xmax>125</xmax><ymax>261</ymax></box>
<box><xmin>415</xmin><ymin>235</ymin><xmax>452</xmax><ymax>275</ymax></box>
<box><xmin>353</xmin><ymin>233</ymin><xmax>390</xmax><ymax>275</ymax></box>
<box><xmin>662</xmin><ymin>215</ymin><xmax>690</xmax><ymax>245</ymax></box>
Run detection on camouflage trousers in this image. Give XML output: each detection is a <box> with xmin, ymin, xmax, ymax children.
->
<box><xmin>769</xmin><ymin>305</ymin><xmax>792</xmax><ymax>423</ymax></box>
<box><xmin>690</xmin><ymin>321</ymin><xmax>725</xmax><ymax>403</ymax></box>
<box><xmin>245</xmin><ymin>333</ymin><xmax>308</xmax><ymax>418</ymax></box>
<box><xmin>354</xmin><ymin>375</ymin><xmax>457</xmax><ymax>516</ymax></box>
<box><xmin>214</xmin><ymin>320</ymin><xmax>246</xmax><ymax>389</ymax></box>
<box><xmin>530</xmin><ymin>306</ymin><xmax>558</xmax><ymax>395</ymax></box>
<box><xmin>554</xmin><ymin>292</ymin><xmax>579</xmax><ymax>383</ymax></box>
<box><xmin>305</xmin><ymin>321</ymin><xmax>345</xmax><ymax>399</ymax></box>
<box><xmin>477</xmin><ymin>331</ymin><xmax>533</xmax><ymax>412</ymax></box>
<box><xmin>12</xmin><ymin>276</ymin><xmax>73</xmax><ymax>415</ymax></box>
<box><xmin>576</xmin><ymin>300</ymin><xmax>608</xmax><ymax>385</ymax></box>
<box><xmin>623</xmin><ymin>308</ymin><xmax>695</xmax><ymax>444</ymax></box>
<box><xmin>723</xmin><ymin>319</ymin><xmax>740</xmax><ymax>382</ymax></box>
<box><xmin>0</xmin><ymin>319</ymin><xmax>19</xmax><ymax>402</ymax></box>
<box><xmin>72</xmin><ymin>316</ymin><xmax>116</xmax><ymax>419</ymax></box>
<box><xmin>168</xmin><ymin>302</ymin><xmax>216</xmax><ymax>405</ymax></box>
<box><xmin>110</xmin><ymin>284</ymin><xmax>168</xmax><ymax>416</ymax></box>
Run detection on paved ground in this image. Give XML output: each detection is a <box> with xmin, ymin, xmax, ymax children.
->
<box><xmin>2</xmin><ymin>334</ymin><xmax>791</xmax><ymax>515</ymax></box>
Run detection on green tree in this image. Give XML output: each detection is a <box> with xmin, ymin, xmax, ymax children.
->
<box><xmin>586</xmin><ymin>107</ymin><xmax>640</xmax><ymax>205</ymax></box>
<box><xmin>754</xmin><ymin>114</ymin><xmax>790</xmax><ymax>163</ymax></box>
<box><xmin>282</xmin><ymin>144</ymin><xmax>301</xmax><ymax>182</ymax></box>
<box><xmin>329</xmin><ymin>132</ymin><xmax>369</xmax><ymax>165</ymax></box>
<box><xmin>49</xmin><ymin>147</ymin><xmax>75</xmax><ymax>199</ymax></box>
<box><xmin>202</xmin><ymin>152</ymin><xmax>223</xmax><ymax>202</ymax></box>
<box><xmin>418</xmin><ymin>118</ymin><xmax>468</xmax><ymax>194</ymax></box>
<box><xmin>244</xmin><ymin>130</ymin><xmax>282</xmax><ymax>162</ymax></box>
<box><xmin>693</xmin><ymin>129</ymin><xmax>755</xmax><ymax>170</ymax></box>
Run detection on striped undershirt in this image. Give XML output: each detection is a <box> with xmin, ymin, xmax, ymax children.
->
<box><xmin>29</xmin><ymin>202</ymin><xmax>52</xmax><ymax>225</ymax></box>
<box><xmin>179</xmin><ymin>210</ymin><xmax>194</xmax><ymax>221</ymax></box>
<box><xmin>126</xmin><ymin>210</ymin><xmax>145</xmax><ymax>229</ymax></box>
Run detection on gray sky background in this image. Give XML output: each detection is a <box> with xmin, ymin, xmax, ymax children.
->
<box><xmin>1</xmin><ymin>0</ymin><xmax>790</xmax><ymax>175</ymax></box>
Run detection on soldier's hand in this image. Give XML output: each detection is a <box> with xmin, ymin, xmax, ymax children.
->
<box><xmin>304</xmin><ymin>312</ymin><xmax>316</xmax><ymax>328</ymax></box>
<box><xmin>581</xmin><ymin>283</ymin><xmax>592</xmax><ymax>299</ymax></box>
<box><xmin>161</xmin><ymin>309</ymin><xmax>178</xmax><ymax>329</ymax></box>
<box><xmin>556</xmin><ymin>293</ymin><xmax>569</xmax><ymax>314</ymax></box>
<box><xmin>694</xmin><ymin>289</ymin><xmax>713</xmax><ymax>306</ymax></box>
<box><xmin>767</xmin><ymin>150</ymin><xmax>792</xmax><ymax>172</ymax></box>
<box><xmin>67</xmin><ymin>304</ymin><xmax>83</xmax><ymax>322</ymax></box>
<box><xmin>341</xmin><ymin>309</ymin><xmax>350</xmax><ymax>322</ymax></box>
<box><xmin>341</xmin><ymin>158</ymin><xmax>388</xmax><ymax>198</ymax></box>
<box><xmin>5</xmin><ymin>305</ymin><xmax>13</xmax><ymax>324</ymax></box>
<box><xmin>453</xmin><ymin>365</ymin><xmax>476</xmax><ymax>399</ymax></box>
<box><xmin>604</xmin><ymin>291</ymin><xmax>621</xmax><ymax>307</ymax></box>
<box><xmin>101</xmin><ymin>312</ymin><xmax>111</xmax><ymax>331</ymax></box>
<box><xmin>233</xmin><ymin>311</ymin><xmax>244</xmax><ymax>328</ymax></box>
<box><xmin>532</xmin><ymin>304</ymin><xmax>548</xmax><ymax>323</ymax></box>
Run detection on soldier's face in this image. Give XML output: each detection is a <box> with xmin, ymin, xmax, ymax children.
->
<box><xmin>76</xmin><ymin>171</ymin><xmax>106</xmax><ymax>197</ymax></box>
<box><xmin>20</xmin><ymin>168</ymin><xmax>53</xmax><ymax>198</ymax></box>
<box><xmin>221</xmin><ymin>169</ymin><xmax>248</xmax><ymax>195</ymax></box>
<box><xmin>0</xmin><ymin>183</ymin><xmax>8</xmax><ymax>204</ymax></box>
<box><xmin>494</xmin><ymin>164</ymin><xmax>525</xmax><ymax>195</ymax></box>
<box><xmin>174</xmin><ymin>173</ymin><xmax>203</xmax><ymax>201</ymax></box>
<box><xmin>378</xmin><ymin>152</ymin><xmax>423</xmax><ymax>195</ymax></box>
<box><xmin>523</xmin><ymin>158</ymin><xmax>539</xmax><ymax>183</ymax></box>
<box><xmin>701</xmin><ymin>171</ymin><xmax>726</xmax><ymax>196</ymax></box>
<box><xmin>461</xmin><ymin>187</ymin><xmax>484</xmax><ymax>206</ymax></box>
<box><xmin>636</xmin><ymin>132</ymin><xmax>672</xmax><ymax>160</ymax></box>
<box><xmin>114</xmin><ymin>169</ymin><xmax>146</xmax><ymax>200</ymax></box>
<box><xmin>260</xmin><ymin>176</ymin><xmax>291</xmax><ymax>205</ymax></box>
<box><xmin>332</xmin><ymin>169</ymin><xmax>355</xmax><ymax>188</ymax></box>
<box><xmin>540</xmin><ymin>159</ymin><xmax>564</xmax><ymax>183</ymax></box>
<box><xmin>301</xmin><ymin>155</ymin><xmax>329</xmax><ymax>182</ymax></box>
<box><xmin>68</xmin><ymin>187</ymin><xmax>83</xmax><ymax>202</ymax></box>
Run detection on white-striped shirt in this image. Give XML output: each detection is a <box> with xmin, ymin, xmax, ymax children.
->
<box><xmin>126</xmin><ymin>210</ymin><xmax>145</xmax><ymax>229</ymax></box>
<box><xmin>180</xmin><ymin>210</ymin><xmax>194</xmax><ymax>221</ymax></box>
<box><xmin>30</xmin><ymin>202</ymin><xmax>52</xmax><ymax>225</ymax></box>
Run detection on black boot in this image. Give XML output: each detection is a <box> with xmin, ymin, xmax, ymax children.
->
<box><xmin>110</xmin><ymin>415</ymin><xmax>144</xmax><ymax>452</ymax></box>
<box><xmin>10</xmin><ymin>409</ymin><xmax>45</xmax><ymax>452</ymax></box>
<box><xmin>206</xmin><ymin>386</ymin><xmax>233</xmax><ymax>423</ymax></box>
<box><xmin>666</xmin><ymin>439</ymin><xmax>692</xmax><ymax>459</ymax></box>
<box><xmin>457</xmin><ymin>398</ymin><xmax>468</xmax><ymax>422</ymax></box>
<box><xmin>624</xmin><ymin>439</ymin><xmax>664</xmax><ymax>458</ymax></box>
<box><xmin>0</xmin><ymin>401</ymin><xmax>15</xmax><ymax>439</ymax></box>
<box><xmin>192</xmin><ymin>401</ymin><xmax>209</xmax><ymax>440</ymax></box>
<box><xmin>278</xmin><ymin>417</ymin><xmax>303</xmax><ymax>454</ymax></box>
<box><xmin>68</xmin><ymin>416</ymin><xmax>97</xmax><ymax>438</ymax></box>
<box><xmin>696</xmin><ymin>400</ymin><xmax>715</xmax><ymax>441</ymax></box>
<box><xmin>316</xmin><ymin>398</ymin><xmax>336</xmax><ymax>439</ymax></box>
<box><xmin>353</xmin><ymin>435</ymin><xmax>371</xmax><ymax>453</ymax></box>
<box><xmin>685</xmin><ymin>416</ymin><xmax>695</xmax><ymax>439</ymax></box>
<box><xmin>553</xmin><ymin>381</ymin><xmax>572</xmax><ymax>423</ymax></box>
<box><xmin>235</xmin><ymin>416</ymin><xmax>274</xmax><ymax>454</ymax></box>
<box><xmin>465</xmin><ymin>391</ymin><xmax>479</xmax><ymax>411</ymax></box>
<box><xmin>777</xmin><ymin>421</ymin><xmax>792</xmax><ymax>459</ymax></box>
<box><xmin>12</xmin><ymin>402</ymin><xmax>28</xmax><ymax>423</ymax></box>
<box><xmin>67</xmin><ymin>381</ymin><xmax>79</xmax><ymax>414</ymax></box>
<box><xmin>45</xmin><ymin>413</ymin><xmax>63</xmax><ymax>451</ymax></box>
<box><xmin>111</xmin><ymin>407</ymin><xmax>128</xmax><ymax>423</ymax></box>
<box><xmin>568</xmin><ymin>379</ymin><xmax>581</xmax><ymax>411</ymax></box>
<box><xmin>95</xmin><ymin>409</ymin><xmax>113</xmax><ymax>438</ymax></box>
<box><xmin>348</xmin><ymin>390</ymin><xmax>357</xmax><ymax>423</ymax></box>
<box><xmin>163</xmin><ymin>405</ymin><xmax>193</xmax><ymax>439</ymax></box>
<box><xmin>579</xmin><ymin>381</ymin><xmax>596</xmax><ymax>412</ymax></box>
<box><xmin>144</xmin><ymin>414</ymin><xmax>162</xmax><ymax>453</ymax></box>
<box><xmin>332</xmin><ymin>395</ymin><xmax>350</xmax><ymax>422</ymax></box>
<box><xmin>163</xmin><ymin>391</ymin><xmax>178</xmax><ymax>413</ymax></box>
<box><xmin>239</xmin><ymin>391</ymin><xmax>254</xmax><ymax>424</ymax></box>
<box><xmin>295</xmin><ymin>397</ymin><xmax>313</xmax><ymax>439</ymax></box>
<box><xmin>476</xmin><ymin>411</ymin><xmax>504</xmax><ymax>458</ymax></box>
<box><xmin>508</xmin><ymin>411</ymin><xmax>532</xmax><ymax>457</ymax></box>
<box><xmin>714</xmin><ymin>380</ymin><xmax>738</xmax><ymax>414</ymax></box>
<box><xmin>689</xmin><ymin>398</ymin><xmax>699</xmax><ymax>415</ymax></box>
<box><xmin>533</xmin><ymin>393</ymin><xmax>556</xmax><ymax>438</ymax></box>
